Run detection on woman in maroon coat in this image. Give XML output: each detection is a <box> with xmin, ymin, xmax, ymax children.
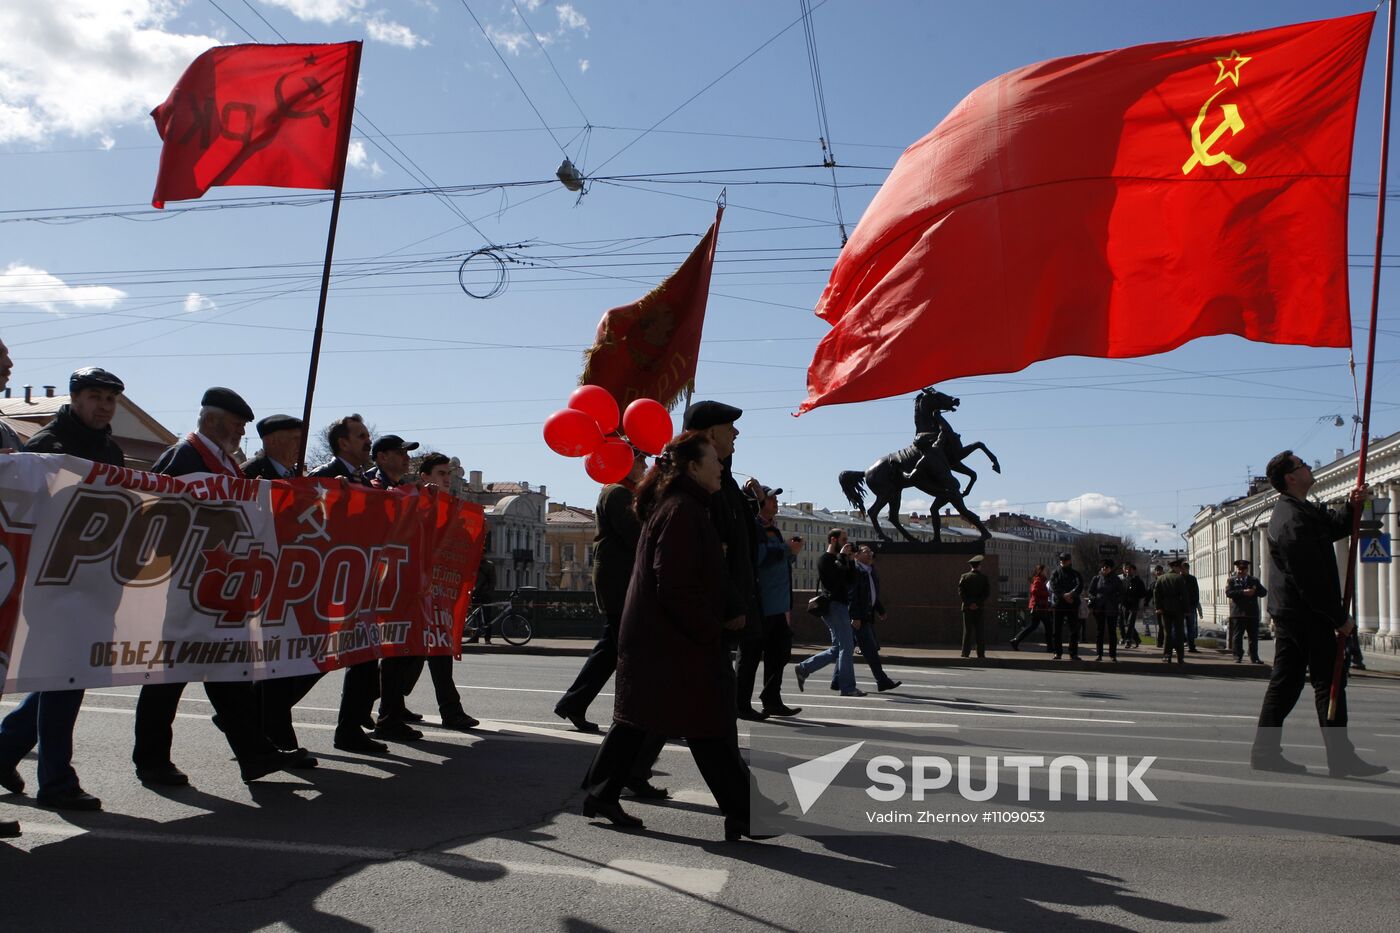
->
<box><xmin>582</xmin><ymin>431</ymin><xmax>761</xmax><ymax>839</ymax></box>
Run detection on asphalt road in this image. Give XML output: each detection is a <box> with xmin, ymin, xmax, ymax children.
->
<box><xmin>2</xmin><ymin>653</ymin><xmax>1398</xmax><ymax>931</ymax></box>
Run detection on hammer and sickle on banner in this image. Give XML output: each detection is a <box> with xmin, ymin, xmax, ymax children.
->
<box><xmin>1182</xmin><ymin>88</ymin><xmax>1246</xmax><ymax>176</ymax></box>
<box><xmin>294</xmin><ymin>501</ymin><xmax>332</xmax><ymax>543</ymax></box>
<box><xmin>274</xmin><ymin>71</ymin><xmax>331</xmax><ymax>127</ymax></box>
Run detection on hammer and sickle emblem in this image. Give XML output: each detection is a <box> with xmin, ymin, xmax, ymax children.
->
<box><xmin>274</xmin><ymin>72</ymin><xmax>331</xmax><ymax>128</ymax></box>
<box><xmin>1182</xmin><ymin>88</ymin><xmax>1246</xmax><ymax>176</ymax></box>
<box><xmin>294</xmin><ymin>501</ymin><xmax>332</xmax><ymax>543</ymax></box>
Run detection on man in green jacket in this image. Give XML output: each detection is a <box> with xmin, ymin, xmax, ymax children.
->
<box><xmin>1153</xmin><ymin>559</ymin><xmax>1191</xmax><ymax>665</ymax></box>
<box><xmin>958</xmin><ymin>555</ymin><xmax>992</xmax><ymax>659</ymax></box>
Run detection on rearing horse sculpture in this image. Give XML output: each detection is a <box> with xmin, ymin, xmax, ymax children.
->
<box><xmin>838</xmin><ymin>388</ymin><xmax>1001</xmax><ymax>543</ymax></box>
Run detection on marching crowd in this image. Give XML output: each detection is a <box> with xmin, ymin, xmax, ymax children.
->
<box><xmin>0</xmin><ymin>333</ymin><xmax>1387</xmax><ymax>843</ymax></box>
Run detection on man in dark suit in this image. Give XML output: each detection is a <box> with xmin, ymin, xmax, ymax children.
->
<box><xmin>132</xmin><ymin>387</ymin><xmax>304</xmax><ymax>786</ymax></box>
<box><xmin>242</xmin><ymin>414</ymin><xmax>305</xmax><ymax>479</ymax></box>
<box><xmin>842</xmin><ymin>545</ymin><xmax>901</xmax><ymax>692</ymax></box>
<box><xmin>309</xmin><ymin>414</ymin><xmax>390</xmax><ymax>753</ymax></box>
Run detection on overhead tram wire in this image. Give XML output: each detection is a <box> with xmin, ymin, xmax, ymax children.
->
<box><xmin>588</xmin><ymin>0</ymin><xmax>836</xmax><ymax>176</ymax></box>
<box><xmin>798</xmin><ymin>0</ymin><xmax>848</xmax><ymax>245</ymax></box>
<box><xmin>510</xmin><ymin>0</ymin><xmax>591</xmax><ymax>127</ymax></box>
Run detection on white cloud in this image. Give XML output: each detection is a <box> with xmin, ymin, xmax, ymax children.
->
<box><xmin>365</xmin><ymin>16</ymin><xmax>428</xmax><ymax>48</ymax></box>
<box><xmin>0</xmin><ymin>1</ymin><xmax>219</xmax><ymax>143</ymax></box>
<box><xmin>485</xmin><ymin>26</ymin><xmax>533</xmax><ymax>54</ymax></box>
<box><xmin>578</xmin><ymin>58</ymin><xmax>589</xmax><ymax>73</ymax></box>
<box><xmin>260</xmin><ymin>1</ymin><xmax>426</xmax><ymax>47</ymax></box>
<box><xmin>0</xmin><ymin>263</ymin><xmax>126</xmax><ymax>315</ymax></box>
<box><xmin>183</xmin><ymin>292</ymin><xmax>216</xmax><ymax>313</ymax></box>
<box><xmin>555</xmin><ymin>3</ymin><xmax>588</xmax><ymax>32</ymax></box>
<box><xmin>979</xmin><ymin>498</ymin><xmax>1010</xmax><ymax>514</ymax></box>
<box><xmin>522</xmin><ymin>0</ymin><xmax>544</xmax><ymax>10</ymax></box>
<box><xmin>1046</xmin><ymin>492</ymin><xmax>1127</xmax><ymax>523</ymax></box>
<box><xmin>346</xmin><ymin>139</ymin><xmax>384</xmax><ymax>176</ymax></box>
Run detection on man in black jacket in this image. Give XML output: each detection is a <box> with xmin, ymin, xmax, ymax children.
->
<box><xmin>0</xmin><ymin>368</ymin><xmax>126</xmax><ymax>812</ymax></box>
<box><xmin>132</xmin><ymin>387</ymin><xmax>303</xmax><ymax>786</ymax></box>
<box><xmin>1251</xmin><ymin>450</ymin><xmax>1385</xmax><ymax>778</ymax></box>
<box><xmin>1087</xmin><ymin>559</ymin><xmax>1125</xmax><ymax>662</ymax></box>
<box><xmin>1120</xmin><ymin>563</ymin><xmax>1147</xmax><ymax>648</ymax></box>
<box><xmin>1180</xmin><ymin>560</ymin><xmax>1203</xmax><ymax>653</ymax></box>
<box><xmin>242</xmin><ymin>414</ymin><xmax>304</xmax><ymax>479</ymax></box>
<box><xmin>842</xmin><ymin>546</ymin><xmax>900</xmax><ymax>692</ymax></box>
<box><xmin>1048</xmin><ymin>552</ymin><xmax>1083</xmax><ymax>660</ymax></box>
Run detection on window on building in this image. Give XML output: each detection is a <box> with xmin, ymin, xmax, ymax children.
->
<box><xmin>563</xmin><ymin>543</ymin><xmax>576</xmax><ymax>563</ymax></box>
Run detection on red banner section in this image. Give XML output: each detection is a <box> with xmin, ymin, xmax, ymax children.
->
<box><xmin>0</xmin><ymin>454</ymin><xmax>484</xmax><ymax>692</ymax></box>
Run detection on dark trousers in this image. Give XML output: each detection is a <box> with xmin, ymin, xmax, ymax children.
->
<box><xmin>737</xmin><ymin>614</ymin><xmax>794</xmax><ymax>711</ymax></box>
<box><xmin>1121</xmin><ymin>607</ymin><xmax>1141</xmax><ymax>645</ymax></box>
<box><xmin>0</xmin><ymin>689</ymin><xmax>85</xmax><ymax>795</ymax></box>
<box><xmin>1093</xmin><ymin>610</ymin><xmax>1119</xmax><ymax>659</ymax></box>
<box><xmin>556</xmin><ymin>614</ymin><xmax>620</xmax><ymax>718</ymax></box>
<box><xmin>335</xmin><ymin>660</ymin><xmax>380</xmax><ymax>740</ymax></box>
<box><xmin>1230</xmin><ymin>615</ymin><xmax>1261</xmax><ymax>662</ymax></box>
<box><xmin>412</xmin><ymin>654</ymin><xmax>467</xmax><ymax>718</ymax></box>
<box><xmin>1012</xmin><ymin>609</ymin><xmax>1053</xmax><ymax>649</ymax></box>
<box><xmin>1158</xmin><ymin>612</ymin><xmax>1186</xmax><ymax>660</ymax></box>
<box><xmin>256</xmin><ymin>673</ymin><xmax>322</xmax><ymax>750</ymax></box>
<box><xmin>378</xmin><ymin>656</ymin><xmax>421</xmax><ymax>726</ymax></box>
<box><xmin>1052</xmin><ymin>607</ymin><xmax>1080</xmax><ymax>657</ymax></box>
<box><xmin>584</xmin><ymin>722</ymin><xmax>749</xmax><ymax>820</ymax></box>
<box><xmin>1255</xmin><ymin>621</ymin><xmax>1355</xmax><ymax>762</ymax></box>
<box><xmin>960</xmin><ymin>609</ymin><xmax>985</xmax><ymax>657</ymax></box>
<box><xmin>133</xmin><ymin>681</ymin><xmax>273</xmax><ymax>768</ymax></box>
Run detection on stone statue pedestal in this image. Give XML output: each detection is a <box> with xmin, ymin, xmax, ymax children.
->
<box><xmin>792</xmin><ymin>541</ymin><xmax>996</xmax><ymax>647</ymax></box>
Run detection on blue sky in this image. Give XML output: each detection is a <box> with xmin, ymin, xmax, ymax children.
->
<box><xmin>1</xmin><ymin>0</ymin><xmax>1395</xmax><ymax>550</ymax></box>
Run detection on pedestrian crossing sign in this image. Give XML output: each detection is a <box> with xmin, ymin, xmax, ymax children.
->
<box><xmin>1360</xmin><ymin>534</ymin><xmax>1391</xmax><ymax>564</ymax></box>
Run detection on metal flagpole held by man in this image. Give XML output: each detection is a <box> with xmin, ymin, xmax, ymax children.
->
<box><xmin>1332</xmin><ymin>0</ymin><xmax>1396</xmax><ymax>722</ymax></box>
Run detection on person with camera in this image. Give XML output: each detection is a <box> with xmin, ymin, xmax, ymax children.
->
<box><xmin>793</xmin><ymin>528</ymin><xmax>862</xmax><ymax>696</ymax></box>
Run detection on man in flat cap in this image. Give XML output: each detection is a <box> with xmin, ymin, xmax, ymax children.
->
<box><xmin>0</xmin><ymin>367</ymin><xmax>128</xmax><ymax>813</ymax></box>
<box><xmin>1225</xmin><ymin>558</ymin><xmax>1267</xmax><ymax>664</ymax></box>
<box><xmin>133</xmin><ymin>386</ymin><xmax>305</xmax><ymax>786</ymax></box>
<box><xmin>243</xmin><ymin>415</ymin><xmax>305</xmax><ymax>480</ymax></box>
<box><xmin>1048</xmin><ymin>551</ymin><xmax>1083</xmax><ymax>660</ymax></box>
<box><xmin>1152</xmin><ymin>559</ymin><xmax>1190</xmax><ymax>665</ymax></box>
<box><xmin>682</xmin><ymin>400</ymin><xmax>763</xmax><ymax>661</ymax></box>
<box><xmin>366</xmin><ymin>434</ymin><xmax>419</xmax><ymax>489</ymax></box>
<box><xmin>958</xmin><ymin>555</ymin><xmax>991</xmax><ymax>659</ymax></box>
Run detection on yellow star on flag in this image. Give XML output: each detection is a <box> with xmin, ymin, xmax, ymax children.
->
<box><xmin>1214</xmin><ymin>50</ymin><xmax>1251</xmax><ymax>86</ymax></box>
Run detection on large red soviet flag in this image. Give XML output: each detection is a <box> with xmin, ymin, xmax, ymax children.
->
<box><xmin>151</xmin><ymin>42</ymin><xmax>362</xmax><ymax>208</ymax></box>
<box><xmin>799</xmin><ymin>13</ymin><xmax>1374</xmax><ymax>414</ymax></box>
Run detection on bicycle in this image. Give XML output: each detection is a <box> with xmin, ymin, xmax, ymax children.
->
<box><xmin>461</xmin><ymin>587</ymin><xmax>534</xmax><ymax>646</ymax></box>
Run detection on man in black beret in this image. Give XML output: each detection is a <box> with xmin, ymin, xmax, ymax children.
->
<box><xmin>243</xmin><ymin>415</ymin><xmax>305</xmax><ymax>480</ymax></box>
<box><xmin>133</xmin><ymin>386</ymin><xmax>305</xmax><ymax>787</ymax></box>
<box><xmin>0</xmin><ymin>366</ymin><xmax>128</xmax><ymax>814</ymax></box>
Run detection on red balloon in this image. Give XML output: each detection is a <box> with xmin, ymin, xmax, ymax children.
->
<box><xmin>622</xmin><ymin>398</ymin><xmax>673</xmax><ymax>455</ymax></box>
<box><xmin>585</xmin><ymin>437</ymin><xmax>634</xmax><ymax>484</ymax></box>
<box><xmin>568</xmin><ymin>384</ymin><xmax>620</xmax><ymax>434</ymax></box>
<box><xmin>543</xmin><ymin>408</ymin><xmax>603</xmax><ymax>457</ymax></box>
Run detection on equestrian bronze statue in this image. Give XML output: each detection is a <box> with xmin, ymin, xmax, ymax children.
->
<box><xmin>838</xmin><ymin>387</ymin><xmax>1001</xmax><ymax>542</ymax></box>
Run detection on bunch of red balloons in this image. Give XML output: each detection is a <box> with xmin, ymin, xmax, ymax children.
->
<box><xmin>542</xmin><ymin>385</ymin><xmax>675</xmax><ymax>484</ymax></box>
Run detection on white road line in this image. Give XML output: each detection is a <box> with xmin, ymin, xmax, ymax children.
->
<box><xmin>10</xmin><ymin>822</ymin><xmax>723</xmax><ymax>895</ymax></box>
<box><xmin>782</xmin><ymin>701</ymin><xmax>1135</xmax><ymax>724</ymax></box>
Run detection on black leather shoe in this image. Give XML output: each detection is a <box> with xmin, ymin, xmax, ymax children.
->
<box><xmin>334</xmin><ymin>732</ymin><xmax>390</xmax><ymax>755</ymax></box>
<box><xmin>724</xmin><ymin>817</ymin><xmax>777</xmax><ymax>842</ymax></box>
<box><xmin>877</xmin><ymin>681</ymin><xmax>902</xmax><ymax>692</ymax></box>
<box><xmin>763</xmin><ymin>705</ymin><xmax>802</xmax><ymax>716</ymax></box>
<box><xmin>360</xmin><ymin>716</ymin><xmax>376</xmax><ymax>731</ymax></box>
<box><xmin>737</xmin><ymin>708</ymin><xmax>769</xmax><ymax>722</ymax></box>
<box><xmin>286</xmin><ymin>748</ymin><xmax>319</xmax><ymax>770</ymax></box>
<box><xmin>0</xmin><ymin>768</ymin><xmax>23</xmax><ymax>794</ymax></box>
<box><xmin>1251</xmin><ymin>754</ymin><xmax>1308</xmax><ymax>774</ymax></box>
<box><xmin>1329</xmin><ymin>757</ymin><xmax>1387</xmax><ymax>779</ymax></box>
<box><xmin>37</xmin><ymin>787</ymin><xmax>101</xmax><ymax>811</ymax></box>
<box><xmin>240</xmin><ymin>748</ymin><xmax>303</xmax><ymax>783</ymax></box>
<box><xmin>442</xmin><ymin>713</ymin><xmax>481</xmax><ymax>731</ymax></box>
<box><xmin>556</xmin><ymin>708</ymin><xmax>600</xmax><ymax>733</ymax></box>
<box><xmin>0</xmin><ymin>819</ymin><xmax>18</xmax><ymax>838</ymax></box>
<box><xmin>583</xmin><ymin>794</ymin><xmax>644</xmax><ymax>828</ymax></box>
<box><xmin>136</xmin><ymin>764</ymin><xmax>189</xmax><ymax>787</ymax></box>
<box><xmin>402</xmin><ymin>709</ymin><xmax>424</xmax><ymax>722</ymax></box>
<box><xmin>794</xmin><ymin>667</ymin><xmax>807</xmax><ymax>693</ymax></box>
<box><xmin>840</xmin><ymin>689</ymin><xmax>868</xmax><ymax>698</ymax></box>
<box><xmin>624</xmin><ymin>780</ymin><xmax>670</xmax><ymax>800</ymax></box>
<box><xmin>1009</xmin><ymin>640</ymin><xmax>1020</xmax><ymax>651</ymax></box>
<box><xmin>373</xmin><ymin>722</ymin><xmax>424</xmax><ymax>742</ymax></box>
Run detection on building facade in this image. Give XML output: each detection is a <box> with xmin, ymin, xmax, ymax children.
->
<box><xmin>1</xmin><ymin>387</ymin><xmax>177</xmax><ymax>470</ymax></box>
<box><xmin>1187</xmin><ymin>431</ymin><xmax>1400</xmax><ymax>653</ymax></box>
<box><xmin>544</xmin><ymin>503</ymin><xmax>596</xmax><ymax>590</ymax></box>
<box><xmin>461</xmin><ymin>472</ymin><xmax>548</xmax><ymax>592</ymax></box>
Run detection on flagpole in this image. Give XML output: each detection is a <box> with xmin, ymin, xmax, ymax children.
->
<box><xmin>1331</xmin><ymin>0</ymin><xmax>1395</xmax><ymax>722</ymax></box>
<box><xmin>294</xmin><ymin>42</ymin><xmax>363</xmax><ymax>476</ymax></box>
<box><xmin>295</xmin><ymin>184</ymin><xmax>345</xmax><ymax>475</ymax></box>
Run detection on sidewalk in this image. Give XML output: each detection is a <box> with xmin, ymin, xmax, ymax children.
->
<box><xmin>461</xmin><ymin>637</ymin><xmax>1400</xmax><ymax>681</ymax></box>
